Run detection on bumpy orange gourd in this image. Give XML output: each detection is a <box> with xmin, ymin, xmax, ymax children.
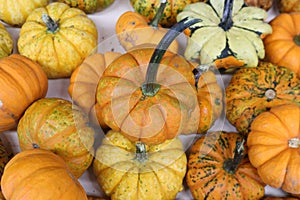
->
<box><xmin>278</xmin><ymin>0</ymin><xmax>300</xmax><ymax>12</ymax></box>
<box><xmin>264</xmin><ymin>13</ymin><xmax>300</xmax><ymax>77</ymax></box>
<box><xmin>226</xmin><ymin>62</ymin><xmax>300</xmax><ymax>134</ymax></box>
<box><xmin>18</xmin><ymin>2</ymin><xmax>98</xmax><ymax>78</ymax></box>
<box><xmin>69</xmin><ymin>52</ymin><xmax>121</xmax><ymax>126</ymax></box>
<box><xmin>115</xmin><ymin>1</ymin><xmax>179</xmax><ymax>53</ymax></box>
<box><xmin>186</xmin><ymin>131</ymin><xmax>265</xmax><ymax>199</ymax></box>
<box><xmin>0</xmin><ymin>54</ymin><xmax>48</xmax><ymax>132</ymax></box>
<box><xmin>0</xmin><ymin>23</ymin><xmax>13</xmax><ymax>59</ymax></box>
<box><xmin>17</xmin><ymin>98</ymin><xmax>95</xmax><ymax>178</ymax></box>
<box><xmin>247</xmin><ymin>104</ymin><xmax>300</xmax><ymax>195</ymax></box>
<box><xmin>1</xmin><ymin>148</ymin><xmax>88</xmax><ymax>200</ymax></box>
<box><xmin>93</xmin><ymin>130</ymin><xmax>187</xmax><ymax>200</ymax></box>
<box><xmin>244</xmin><ymin>0</ymin><xmax>272</xmax><ymax>10</ymax></box>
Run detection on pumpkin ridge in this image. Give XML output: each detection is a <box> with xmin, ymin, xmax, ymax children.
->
<box><xmin>269</xmin><ymin>108</ymin><xmax>297</xmax><ymax>137</ymax></box>
<box><xmin>54</xmin><ymin>31</ymin><xmax>84</xmax><ymax>58</ymax></box>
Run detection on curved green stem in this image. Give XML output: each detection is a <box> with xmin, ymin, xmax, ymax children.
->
<box><xmin>294</xmin><ymin>34</ymin><xmax>300</xmax><ymax>46</ymax></box>
<box><xmin>149</xmin><ymin>0</ymin><xmax>167</xmax><ymax>28</ymax></box>
<box><xmin>223</xmin><ymin>138</ymin><xmax>245</xmax><ymax>174</ymax></box>
<box><xmin>42</xmin><ymin>14</ymin><xmax>59</xmax><ymax>33</ymax></box>
<box><xmin>219</xmin><ymin>0</ymin><xmax>234</xmax><ymax>31</ymax></box>
<box><xmin>134</xmin><ymin>142</ymin><xmax>148</xmax><ymax>163</ymax></box>
<box><xmin>142</xmin><ymin>17</ymin><xmax>201</xmax><ymax>97</ymax></box>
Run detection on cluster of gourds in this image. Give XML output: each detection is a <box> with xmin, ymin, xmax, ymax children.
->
<box><xmin>0</xmin><ymin>0</ymin><xmax>300</xmax><ymax>199</ymax></box>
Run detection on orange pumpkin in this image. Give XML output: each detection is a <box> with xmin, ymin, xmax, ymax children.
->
<box><xmin>1</xmin><ymin>148</ymin><xmax>88</xmax><ymax>200</ymax></box>
<box><xmin>278</xmin><ymin>0</ymin><xmax>300</xmax><ymax>13</ymax></box>
<box><xmin>0</xmin><ymin>54</ymin><xmax>48</xmax><ymax>132</ymax></box>
<box><xmin>247</xmin><ymin>104</ymin><xmax>300</xmax><ymax>195</ymax></box>
<box><xmin>186</xmin><ymin>131</ymin><xmax>265</xmax><ymax>199</ymax></box>
<box><xmin>17</xmin><ymin>98</ymin><xmax>95</xmax><ymax>178</ymax></box>
<box><xmin>69</xmin><ymin>52</ymin><xmax>121</xmax><ymax>126</ymax></box>
<box><xmin>115</xmin><ymin>1</ymin><xmax>179</xmax><ymax>53</ymax></box>
<box><xmin>244</xmin><ymin>0</ymin><xmax>272</xmax><ymax>10</ymax></box>
<box><xmin>95</xmin><ymin>17</ymin><xmax>202</xmax><ymax>145</ymax></box>
<box><xmin>264</xmin><ymin>13</ymin><xmax>300</xmax><ymax>77</ymax></box>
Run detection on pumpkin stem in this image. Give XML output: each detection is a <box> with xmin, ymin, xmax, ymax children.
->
<box><xmin>42</xmin><ymin>14</ymin><xmax>60</xmax><ymax>33</ymax></box>
<box><xmin>141</xmin><ymin>17</ymin><xmax>201</xmax><ymax>97</ymax></box>
<box><xmin>149</xmin><ymin>0</ymin><xmax>167</xmax><ymax>28</ymax></box>
<box><xmin>219</xmin><ymin>0</ymin><xmax>234</xmax><ymax>31</ymax></box>
<box><xmin>294</xmin><ymin>34</ymin><xmax>300</xmax><ymax>46</ymax></box>
<box><xmin>223</xmin><ymin>138</ymin><xmax>245</xmax><ymax>174</ymax></box>
<box><xmin>134</xmin><ymin>142</ymin><xmax>148</xmax><ymax>163</ymax></box>
<box><xmin>265</xmin><ymin>88</ymin><xmax>276</xmax><ymax>100</ymax></box>
<box><xmin>288</xmin><ymin>138</ymin><xmax>300</xmax><ymax>148</ymax></box>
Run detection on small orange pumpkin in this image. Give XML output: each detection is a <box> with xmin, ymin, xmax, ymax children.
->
<box><xmin>69</xmin><ymin>52</ymin><xmax>121</xmax><ymax>126</ymax></box>
<box><xmin>247</xmin><ymin>104</ymin><xmax>300</xmax><ymax>195</ymax></box>
<box><xmin>1</xmin><ymin>148</ymin><xmax>88</xmax><ymax>200</ymax></box>
<box><xmin>0</xmin><ymin>54</ymin><xmax>48</xmax><ymax>132</ymax></box>
<box><xmin>264</xmin><ymin>13</ymin><xmax>300</xmax><ymax>77</ymax></box>
<box><xmin>278</xmin><ymin>0</ymin><xmax>300</xmax><ymax>13</ymax></box>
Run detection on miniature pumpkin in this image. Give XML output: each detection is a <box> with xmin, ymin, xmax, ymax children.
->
<box><xmin>18</xmin><ymin>2</ymin><xmax>98</xmax><ymax>78</ymax></box>
<box><xmin>116</xmin><ymin>0</ymin><xmax>179</xmax><ymax>53</ymax></box>
<box><xmin>69</xmin><ymin>52</ymin><xmax>121</xmax><ymax>127</ymax></box>
<box><xmin>186</xmin><ymin>131</ymin><xmax>265</xmax><ymax>199</ymax></box>
<box><xmin>93</xmin><ymin>130</ymin><xmax>187</xmax><ymax>200</ymax></box>
<box><xmin>17</xmin><ymin>98</ymin><xmax>95</xmax><ymax>178</ymax></box>
<box><xmin>96</xmin><ymin>17</ymin><xmax>201</xmax><ymax>144</ymax></box>
<box><xmin>226</xmin><ymin>62</ymin><xmax>300</xmax><ymax>134</ymax></box>
<box><xmin>278</xmin><ymin>0</ymin><xmax>300</xmax><ymax>13</ymax></box>
<box><xmin>0</xmin><ymin>23</ymin><xmax>13</xmax><ymax>59</ymax></box>
<box><xmin>0</xmin><ymin>0</ymin><xmax>49</xmax><ymax>26</ymax></box>
<box><xmin>263</xmin><ymin>13</ymin><xmax>300</xmax><ymax>77</ymax></box>
<box><xmin>0</xmin><ymin>54</ymin><xmax>48</xmax><ymax>132</ymax></box>
<box><xmin>176</xmin><ymin>0</ymin><xmax>272</xmax><ymax>72</ymax></box>
<box><xmin>244</xmin><ymin>0</ymin><xmax>272</xmax><ymax>10</ymax></box>
<box><xmin>130</xmin><ymin>0</ymin><xmax>205</xmax><ymax>28</ymax></box>
<box><xmin>247</xmin><ymin>104</ymin><xmax>300</xmax><ymax>194</ymax></box>
<box><xmin>1</xmin><ymin>148</ymin><xmax>88</xmax><ymax>200</ymax></box>
<box><xmin>57</xmin><ymin>0</ymin><xmax>115</xmax><ymax>13</ymax></box>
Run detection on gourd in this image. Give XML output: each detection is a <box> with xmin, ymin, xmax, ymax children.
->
<box><xmin>0</xmin><ymin>0</ymin><xmax>49</xmax><ymax>26</ymax></box>
<box><xmin>226</xmin><ymin>62</ymin><xmax>300</xmax><ymax>134</ymax></box>
<box><xmin>56</xmin><ymin>0</ymin><xmax>115</xmax><ymax>13</ymax></box>
<box><xmin>129</xmin><ymin>0</ymin><xmax>205</xmax><ymax>28</ymax></box>
<box><xmin>115</xmin><ymin>0</ymin><xmax>179</xmax><ymax>53</ymax></box>
<box><xmin>17</xmin><ymin>98</ymin><xmax>95</xmax><ymax>178</ymax></box>
<box><xmin>17</xmin><ymin>2</ymin><xmax>98</xmax><ymax>78</ymax></box>
<box><xmin>278</xmin><ymin>0</ymin><xmax>300</xmax><ymax>13</ymax></box>
<box><xmin>247</xmin><ymin>104</ymin><xmax>300</xmax><ymax>195</ymax></box>
<box><xmin>244</xmin><ymin>0</ymin><xmax>272</xmax><ymax>10</ymax></box>
<box><xmin>0</xmin><ymin>54</ymin><xmax>48</xmax><ymax>132</ymax></box>
<box><xmin>176</xmin><ymin>0</ymin><xmax>272</xmax><ymax>72</ymax></box>
<box><xmin>186</xmin><ymin>131</ymin><xmax>265</xmax><ymax>199</ymax></box>
<box><xmin>93</xmin><ymin>130</ymin><xmax>187</xmax><ymax>200</ymax></box>
<box><xmin>263</xmin><ymin>13</ymin><xmax>300</xmax><ymax>77</ymax></box>
<box><xmin>0</xmin><ymin>23</ymin><xmax>13</xmax><ymax>59</ymax></box>
<box><xmin>1</xmin><ymin>148</ymin><xmax>88</xmax><ymax>200</ymax></box>
<box><xmin>69</xmin><ymin>52</ymin><xmax>121</xmax><ymax>127</ymax></box>
<box><xmin>96</xmin><ymin>17</ymin><xmax>216</xmax><ymax>144</ymax></box>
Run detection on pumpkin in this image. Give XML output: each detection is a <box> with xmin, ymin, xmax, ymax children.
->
<box><xmin>69</xmin><ymin>52</ymin><xmax>121</xmax><ymax>127</ymax></box>
<box><xmin>176</xmin><ymin>0</ymin><xmax>272</xmax><ymax>72</ymax></box>
<box><xmin>17</xmin><ymin>97</ymin><xmax>95</xmax><ymax>178</ymax></box>
<box><xmin>93</xmin><ymin>130</ymin><xmax>187</xmax><ymax>200</ymax></box>
<box><xmin>0</xmin><ymin>54</ymin><xmax>48</xmax><ymax>132</ymax></box>
<box><xmin>57</xmin><ymin>0</ymin><xmax>115</xmax><ymax>13</ymax></box>
<box><xmin>0</xmin><ymin>0</ymin><xmax>49</xmax><ymax>26</ymax></box>
<box><xmin>115</xmin><ymin>0</ymin><xmax>179</xmax><ymax>53</ymax></box>
<box><xmin>226</xmin><ymin>62</ymin><xmax>300</xmax><ymax>134</ymax></box>
<box><xmin>278</xmin><ymin>0</ymin><xmax>300</xmax><ymax>13</ymax></box>
<box><xmin>0</xmin><ymin>23</ymin><xmax>13</xmax><ymax>59</ymax></box>
<box><xmin>186</xmin><ymin>131</ymin><xmax>265</xmax><ymax>199</ymax></box>
<box><xmin>130</xmin><ymin>0</ymin><xmax>205</xmax><ymax>28</ymax></box>
<box><xmin>17</xmin><ymin>2</ymin><xmax>98</xmax><ymax>79</ymax></box>
<box><xmin>247</xmin><ymin>104</ymin><xmax>300</xmax><ymax>195</ymax></box>
<box><xmin>263</xmin><ymin>13</ymin><xmax>300</xmax><ymax>77</ymax></box>
<box><xmin>96</xmin><ymin>17</ymin><xmax>214</xmax><ymax>145</ymax></box>
<box><xmin>244</xmin><ymin>0</ymin><xmax>272</xmax><ymax>10</ymax></box>
<box><xmin>1</xmin><ymin>148</ymin><xmax>88</xmax><ymax>200</ymax></box>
